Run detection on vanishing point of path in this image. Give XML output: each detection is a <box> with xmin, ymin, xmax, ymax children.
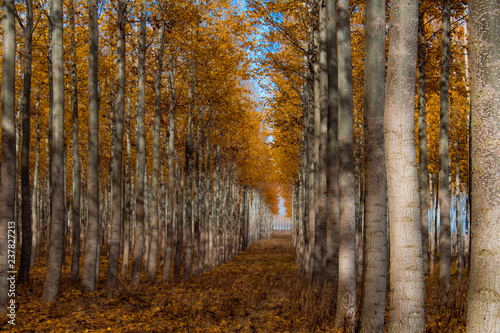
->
<box><xmin>8</xmin><ymin>233</ymin><xmax>328</xmax><ymax>332</ymax></box>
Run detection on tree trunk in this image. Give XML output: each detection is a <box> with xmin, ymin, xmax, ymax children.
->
<box><xmin>466</xmin><ymin>1</ymin><xmax>500</xmax><ymax>331</ymax></box>
<box><xmin>122</xmin><ymin>100</ymin><xmax>132</xmax><ymax>275</ymax></box>
<box><xmin>173</xmin><ymin>165</ymin><xmax>185</xmax><ymax>282</ymax></box>
<box><xmin>438</xmin><ymin>0</ymin><xmax>451</xmax><ymax>288</ymax></box>
<box><xmin>147</xmin><ymin>9</ymin><xmax>166</xmax><ymax>282</ymax></box>
<box><xmin>384</xmin><ymin>0</ymin><xmax>425</xmax><ymax>331</ymax></box>
<box><xmin>18</xmin><ymin>0</ymin><xmax>34</xmax><ymax>285</ymax></box>
<box><xmin>143</xmin><ymin>166</ymin><xmax>150</xmax><ymax>273</ymax></box>
<box><xmin>183</xmin><ymin>84</ymin><xmax>195</xmax><ymax>280</ymax></box>
<box><xmin>456</xmin><ymin>157</ymin><xmax>463</xmax><ymax>283</ymax></box>
<box><xmin>334</xmin><ymin>0</ymin><xmax>356</xmax><ymax>330</ymax></box>
<box><xmin>31</xmin><ymin>106</ymin><xmax>41</xmax><ymax>269</ymax></box>
<box><xmin>417</xmin><ymin>1</ymin><xmax>429</xmax><ymax>275</ymax></box>
<box><xmin>301</xmin><ymin>79</ymin><xmax>310</xmax><ymax>275</ymax></box>
<box><xmin>200</xmin><ymin>137</ymin><xmax>208</xmax><ymax>273</ymax></box>
<box><xmin>163</xmin><ymin>56</ymin><xmax>176</xmax><ymax>282</ymax></box>
<box><xmin>359</xmin><ymin>0</ymin><xmax>388</xmax><ymax>331</ymax></box>
<box><xmin>315</xmin><ymin>0</ymin><xmax>328</xmax><ymax>280</ymax></box>
<box><xmin>42</xmin><ymin>0</ymin><xmax>65</xmax><ymax>302</ymax></box>
<box><xmin>0</xmin><ymin>0</ymin><xmax>17</xmax><ymax>309</ymax></box>
<box><xmin>192</xmin><ymin>127</ymin><xmax>201</xmax><ymax>276</ymax></box>
<box><xmin>69</xmin><ymin>0</ymin><xmax>81</xmax><ymax>283</ymax></box>
<box><xmin>203</xmin><ymin>141</ymin><xmax>212</xmax><ymax>271</ymax></box>
<box><xmin>131</xmin><ymin>0</ymin><xmax>147</xmax><ymax>286</ymax></box>
<box><xmin>305</xmin><ymin>52</ymin><xmax>315</xmax><ymax>277</ymax></box>
<box><xmin>82</xmin><ymin>0</ymin><xmax>100</xmax><ymax>294</ymax></box>
<box><xmin>106</xmin><ymin>0</ymin><xmax>127</xmax><ymax>290</ymax></box>
<box><xmin>45</xmin><ymin>1</ymin><xmax>54</xmax><ymax>251</ymax></box>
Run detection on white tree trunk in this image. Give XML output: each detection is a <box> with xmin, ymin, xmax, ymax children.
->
<box><xmin>466</xmin><ymin>1</ymin><xmax>500</xmax><ymax>331</ymax></box>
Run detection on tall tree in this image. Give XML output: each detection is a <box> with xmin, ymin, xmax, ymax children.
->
<box><xmin>31</xmin><ymin>105</ymin><xmax>41</xmax><ymax>269</ymax></box>
<box><xmin>384</xmin><ymin>0</ymin><xmax>425</xmax><ymax>331</ymax></box>
<box><xmin>106</xmin><ymin>0</ymin><xmax>127</xmax><ymax>290</ymax></box>
<box><xmin>173</xmin><ymin>163</ymin><xmax>185</xmax><ymax>282</ymax></box>
<box><xmin>148</xmin><ymin>7</ymin><xmax>166</xmax><ymax>282</ymax></box>
<box><xmin>466</xmin><ymin>0</ymin><xmax>500</xmax><ymax>331</ymax></box>
<box><xmin>18</xmin><ymin>0</ymin><xmax>34</xmax><ymax>285</ymax></box>
<box><xmin>0</xmin><ymin>0</ymin><xmax>17</xmax><ymax>309</ymax></box>
<box><xmin>417</xmin><ymin>0</ymin><xmax>429</xmax><ymax>275</ymax></box>
<box><xmin>122</xmin><ymin>100</ymin><xmax>132</xmax><ymax>275</ymax></box>
<box><xmin>325</xmin><ymin>0</ymin><xmax>339</xmax><ymax>280</ymax></box>
<box><xmin>70</xmin><ymin>0</ymin><xmax>81</xmax><ymax>283</ymax></box>
<box><xmin>334</xmin><ymin>0</ymin><xmax>356</xmax><ymax>330</ymax></box>
<box><xmin>183</xmin><ymin>112</ymin><xmax>194</xmax><ymax>279</ymax></box>
<box><xmin>42</xmin><ymin>0</ymin><xmax>65</xmax><ymax>303</ymax></box>
<box><xmin>131</xmin><ymin>0</ymin><xmax>147</xmax><ymax>286</ymax></box>
<box><xmin>82</xmin><ymin>0</ymin><xmax>100</xmax><ymax>293</ymax></box>
<box><xmin>438</xmin><ymin>0</ymin><xmax>451</xmax><ymax>288</ymax></box>
<box><xmin>163</xmin><ymin>55</ymin><xmax>176</xmax><ymax>282</ymax></box>
<box><xmin>315</xmin><ymin>0</ymin><xmax>328</xmax><ymax>280</ymax></box>
<box><xmin>359</xmin><ymin>0</ymin><xmax>388</xmax><ymax>331</ymax></box>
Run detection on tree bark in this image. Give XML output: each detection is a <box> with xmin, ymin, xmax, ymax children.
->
<box><xmin>466</xmin><ymin>1</ymin><xmax>500</xmax><ymax>331</ymax></box>
<box><xmin>69</xmin><ymin>0</ymin><xmax>81</xmax><ymax>283</ymax></box>
<box><xmin>193</xmin><ymin>126</ymin><xmax>201</xmax><ymax>276</ymax></box>
<box><xmin>334</xmin><ymin>0</ymin><xmax>356</xmax><ymax>330</ymax></box>
<box><xmin>183</xmin><ymin>83</ymin><xmax>195</xmax><ymax>280</ymax></box>
<box><xmin>0</xmin><ymin>0</ymin><xmax>17</xmax><ymax>309</ymax></box>
<box><xmin>163</xmin><ymin>56</ymin><xmax>176</xmax><ymax>282</ymax></box>
<box><xmin>314</xmin><ymin>0</ymin><xmax>328</xmax><ymax>280</ymax></box>
<box><xmin>82</xmin><ymin>0</ymin><xmax>100</xmax><ymax>294</ymax></box>
<box><xmin>31</xmin><ymin>105</ymin><xmax>41</xmax><ymax>269</ymax></box>
<box><xmin>438</xmin><ymin>0</ymin><xmax>452</xmax><ymax>288</ymax></box>
<box><xmin>305</xmin><ymin>51</ymin><xmax>315</xmax><ymax>277</ymax></box>
<box><xmin>384</xmin><ymin>0</ymin><xmax>425</xmax><ymax>331</ymax></box>
<box><xmin>359</xmin><ymin>0</ymin><xmax>388</xmax><ymax>331</ymax></box>
<box><xmin>325</xmin><ymin>0</ymin><xmax>339</xmax><ymax>281</ymax></box>
<box><xmin>173</xmin><ymin>165</ymin><xmax>185</xmax><ymax>282</ymax></box>
<box><xmin>42</xmin><ymin>0</ymin><xmax>65</xmax><ymax>302</ymax></box>
<box><xmin>148</xmin><ymin>10</ymin><xmax>166</xmax><ymax>282</ymax></box>
<box><xmin>18</xmin><ymin>0</ymin><xmax>34</xmax><ymax>285</ymax></box>
<box><xmin>417</xmin><ymin>1</ymin><xmax>429</xmax><ymax>275</ymax></box>
<box><xmin>131</xmin><ymin>0</ymin><xmax>147</xmax><ymax>286</ymax></box>
<box><xmin>122</xmin><ymin>100</ymin><xmax>132</xmax><ymax>275</ymax></box>
<box><xmin>106</xmin><ymin>0</ymin><xmax>127</xmax><ymax>290</ymax></box>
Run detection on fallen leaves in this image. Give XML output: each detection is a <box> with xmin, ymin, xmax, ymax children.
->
<box><xmin>0</xmin><ymin>234</ymin><xmax>468</xmax><ymax>332</ymax></box>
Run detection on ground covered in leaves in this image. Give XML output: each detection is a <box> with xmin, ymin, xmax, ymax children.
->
<box><xmin>2</xmin><ymin>233</ymin><xmax>467</xmax><ymax>332</ymax></box>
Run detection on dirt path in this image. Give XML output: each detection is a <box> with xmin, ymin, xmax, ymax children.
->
<box><xmin>6</xmin><ymin>234</ymin><xmax>319</xmax><ymax>332</ymax></box>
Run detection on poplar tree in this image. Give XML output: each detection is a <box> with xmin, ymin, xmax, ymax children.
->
<box><xmin>466</xmin><ymin>0</ymin><xmax>500</xmax><ymax>331</ymax></box>
<box><xmin>384</xmin><ymin>0</ymin><xmax>425</xmax><ymax>331</ymax></box>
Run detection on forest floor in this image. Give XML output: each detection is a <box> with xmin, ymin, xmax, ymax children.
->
<box><xmin>2</xmin><ymin>233</ymin><xmax>467</xmax><ymax>332</ymax></box>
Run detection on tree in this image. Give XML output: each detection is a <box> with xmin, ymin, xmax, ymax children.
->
<box><xmin>466</xmin><ymin>0</ymin><xmax>500</xmax><ymax>331</ymax></box>
<box><xmin>42</xmin><ymin>0</ymin><xmax>65</xmax><ymax>303</ymax></box>
<box><xmin>82</xmin><ymin>0</ymin><xmax>100</xmax><ymax>293</ymax></box>
<box><xmin>384</xmin><ymin>0</ymin><xmax>425</xmax><ymax>331</ymax></box>
<box><xmin>0</xmin><ymin>0</ymin><xmax>17</xmax><ymax>309</ymax></box>
<box><xmin>359</xmin><ymin>0</ymin><xmax>388</xmax><ymax>331</ymax></box>
<box><xmin>131</xmin><ymin>0</ymin><xmax>147</xmax><ymax>286</ymax></box>
<box><xmin>148</xmin><ymin>6</ymin><xmax>166</xmax><ymax>283</ymax></box>
<box><xmin>417</xmin><ymin>0</ymin><xmax>429</xmax><ymax>275</ymax></box>
<box><xmin>163</xmin><ymin>55</ymin><xmax>176</xmax><ymax>282</ymax></box>
<box><xmin>334</xmin><ymin>0</ymin><xmax>356</xmax><ymax>330</ymax></box>
<box><xmin>313</xmin><ymin>0</ymin><xmax>328</xmax><ymax>279</ymax></box>
<box><xmin>18</xmin><ymin>0</ymin><xmax>34</xmax><ymax>285</ymax></box>
<box><xmin>325</xmin><ymin>0</ymin><xmax>339</xmax><ymax>280</ymax></box>
<box><xmin>106</xmin><ymin>0</ymin><xmax>127</xmax><ymax>290</ymax></box>
<box><xmin>438</xmin><ymin>0</ymin><xmax>451</xmax><ymax>288</ymax></box>
<box><xmin>183</xmin><ymin>110</ymin><xmax>195</xmax><ymax>279</ymax></box>
<box><xmin>70</xmin><ymin>0</ymin><xmax>81</xmax><ymax>283</ymax></box>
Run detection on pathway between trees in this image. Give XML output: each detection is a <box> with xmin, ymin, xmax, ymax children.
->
<box><xmin>7</xmin><ymin>233</ymin><xmax>327</xmax><ymax>332</ymax></box>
